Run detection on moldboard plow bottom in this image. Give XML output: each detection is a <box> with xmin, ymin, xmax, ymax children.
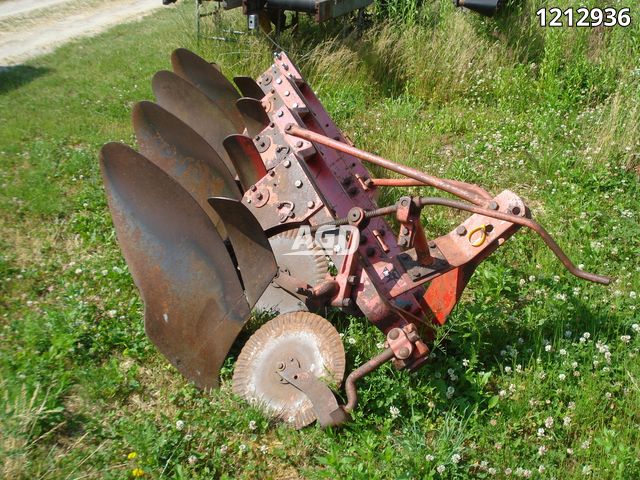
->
<box><xmin>100</xmin><ymin>49</ymin><xmax>611</xmax><ymax>428</ymax></box>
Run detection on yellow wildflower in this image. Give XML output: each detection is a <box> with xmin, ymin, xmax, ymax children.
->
<box><xmin>132</xmin><ymin>467</ymin><xmax>145</xmax><ymax>477</ymax></box>
<box><xmin>127</xmin><ymin>452</ymin><xmax>138</xmax><ymax>460</ymax></box>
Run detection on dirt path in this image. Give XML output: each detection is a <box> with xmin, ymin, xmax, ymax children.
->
<box><xmin>0</xmin><ymin>0</ymin><xmax>164</xmax><ymax>65</ymax></box>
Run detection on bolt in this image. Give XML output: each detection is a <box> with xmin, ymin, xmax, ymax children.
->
<box><xmin>428</xmin><ymin>240</ymin><xmax>437</xmax><ymax>248</ymax></box>
<box><xmin>294</xmin><ymin>180</ymin><xmax>303</xmax><ymax>188</ymax></box>
<box><xmin>456</xmin><ymin>225</ymin><xmax>467</xmax><ymax>236</ymax></box>
<box><xmin>284</xmin><ymin>90</ymin><xmax>290</xmax><ymax>97</ymax></box>
<box><xmin>269</xmin><ymin>170</ymin><xmax>275</xmax><ymax>177</ymax></box>
<box><xmin>275</xmin><ymin>52</ymin><xmax>281</xmax><ymax>60</ymax></box>
<box><xmin>277</xmin><ymin>362</ymin><xmax>285</xmax><ymax>371</ymax></box>
<box><xmin>277</xmin><ymin>111</ymin><xmax>284</xmax><ymax>117</ymax></box>
<box><xmin>250</xmin><ymin>185</ymin><xmax>257</xmax><ymax>192</ymax></box>
<box><xmin>388</xmin><ymin>328</ymin><xmax>400</xmax><ymax>340</ymax></box>
<box><xmin>401</xmin><ymin>198</ymin><xmax>409</xmax><ymax>207</ymax></box>
<box><xmin>276</xmin><ymin>78</ymin><xmax>282</xmax><ymax>84</ymax></box>
<box><xmin>488</xmin><ymin>201</ymin><xmax>499</xmax><ymax>210</ymax></box>
<box><xmin>283</xmin><ymin>160</ymin><xmax>291</xmax><ymax>168</ymax></box>
<box><xmin>256</xmin><ymin>192</ymin><xmax>263</xmax><ymax>201</ymax></box>
<box><xmin>307</xmin><ymin>201</ymin><xmax>315</xmax><ymax>209</ymax></box>
<box><xmin>397</xmin><ymin>347</ymin><xmax>411</xmax><ymax>359</ymax></box>
<box><xmin>292</xmin><ymin>103</ymin><xmax>299</xmax><ymax>108</ymax></box>
<box><xmin>282</xmin><ymin>63</ymin><xmax>289</xmax><ymax>70</ymax></box>
<box><xmin>295</xmin><ymin>140</ymin><xmax>303</xmax><ymax>148</ymax></box>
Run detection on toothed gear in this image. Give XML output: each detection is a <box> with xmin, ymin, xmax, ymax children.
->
<box><xmin>232</xmin><ymin>312</ymin><xmax>345</xmax><ymax>429</ymax></box>
<box><xmin>255</xmin><ymin>229</ymin><xmax>329</xmax><ymax>314</ymax></box>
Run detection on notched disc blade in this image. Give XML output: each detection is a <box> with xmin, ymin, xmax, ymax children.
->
<box><xmin>233</xmin><ymin>76</ymin><xmax>265</xmax><ymax>100</ymax></box>
<box><xmin>171</xmin><ymin>48</ymin><xmax>244</xmax><ymax>132</ymax></box>
<box><xmin>152</xmin><ymin>70</ymin><xmax>239</xmax><ymax>175</ymax></box>
<box><xmin>207</xmin><ymin>197</ymin><xmax>276</xmax><ymax>307</ymax></box>
<box><xmin>223</xmin><ymin>134</ymin><xmax>267</xmax><ymax>190</ymax></box>
<box><xmin>233</xmin><ymin>312</ymin><xmax>345</xmax><ymax>429</ymax></box>
<box><xmin>100</xmin><ymin>142</ymin><xmax>250</xmax><ymax>389</ymax></box>
<box><xmin>236</xmin><ymin>97</ymin><xmax>270</xmax><ymax>138</ymax></box>
<box><xmin>133</xmin><ymin>101</ymin><xmax>241</xmax><ymax>236</ymax></box>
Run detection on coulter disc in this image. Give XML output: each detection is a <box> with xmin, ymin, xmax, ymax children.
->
<box><xmin>232</xmin><ymin>312</ymin><xmax>345</xmax><ymax>428</ymax></box>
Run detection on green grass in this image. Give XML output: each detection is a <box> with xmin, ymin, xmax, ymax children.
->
<box><xmin>1</xmin><ymin>1</ymin><xmax>639</xmax><ymax>478</ymax></box>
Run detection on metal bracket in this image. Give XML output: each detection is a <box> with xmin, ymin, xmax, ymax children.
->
<box><xmin>276</xmin><ymin>360</ymin><xmax>349</xmax><ymax>428</ymax></box>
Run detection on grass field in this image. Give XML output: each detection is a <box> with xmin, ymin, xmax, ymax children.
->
<box><xmin>1</xmin><ymin>0</ymin><xmax>639</xmax><ymax>478</ymax></box>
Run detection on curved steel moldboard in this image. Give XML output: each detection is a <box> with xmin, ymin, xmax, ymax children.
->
<box><xmin>236</xmin><ymin>97</ymin><xmax>270</xmax><ymax>138</ymax></box>
<box><xmin>207</xmin><ymin>197</ymin><xmax>277</xmax><ymax>307</ymax></box>
<box><xmin>170</xmin><ymin>48</ymin><xmax>245</xmax><ymax>132</ymax></box>
<box><xmin>133</xmin><ymin>101</ymin><xmax>241</xmax><ymax>237</ymax></box>
<box><xmin>223</xmin><ymin>134</ymin><xmax>268</xmax><ymax>190</ymax></box>
<box><xmin>100</xmin><ymin>142</ymin><xmax>250</xmax><ymax>389</ymax></box>
<box><xmin>234</xmin><ymin>76</ymin><xmax>266</xmax><ymax>100</ymax></box>
<box><xmin>152</xmin><ymin>70</ymin><xmax>239</xmax><ymax>176</ymax></box>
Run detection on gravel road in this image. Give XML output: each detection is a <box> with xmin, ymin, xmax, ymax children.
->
<box><xmin>0</xmin><ymin>0</ymin><xmax>164</xmax><ymax>65</ymax></box>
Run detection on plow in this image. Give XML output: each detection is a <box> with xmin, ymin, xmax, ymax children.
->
<box><xmin>100</xmin><ymin>49</ymin><xmax>610</xmax><ymax>428</ymax></box>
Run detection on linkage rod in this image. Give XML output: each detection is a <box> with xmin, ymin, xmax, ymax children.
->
<box><xmin>285</xmin><ymin>124</ymin><xmax>490</xmax><ymax>206</ymax></box>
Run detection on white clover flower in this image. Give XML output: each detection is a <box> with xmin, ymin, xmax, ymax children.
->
<box><xmin>499</xmin><ymin>389</ymin><xmax>507</xmax><ymax>398</ymax></box>
<box><xmin>462</xmin><ymin>358</ymin><xmax>469</xmax><ymax>367</ymax></box>
<box><xmin>446</xmin><ymin>386</ymin><xmax>455</xmax><ymax>399</ymax></box>
<box><xmin>426</xmin><ymin>454</ymin><xmax>435</xmax><ymax>461</ymax></box>
<box><xmin>248</xmin><ymin>420</ymin><xmax>257</xmax><ymax>430</ymax></box>
<box><xmin>582</xmin><ymin>465</ymin><xmax>592</xmax><ymax>475</ymax></box>
<box><xmin>239</xmin><ymin>444</ymin><xmax>247</xmax><ymax>452</ymax></box>
<box><xmin>545</xmin><ymin>416</ymin><xmax>554</xmax><ymax>428</ymax></box>
<box><xmin>538</xmin><ymin>445</ymin><xmax>547</xmax><ymax>455</ymax></box>
<box><xmin>538</xmin><ymin>465</ymin><xmax>546</xmax><ymax>473</ymax></box>
<box><xmin>505</xmin><ymin>366</ymin><xmax>512</xmax><ymax>373</ymax></box>
<box><xmin>559</xmin><ymin>349</ymin><xmax>567</xmax><ymax>355</ymax></box>
<box><xmin>537</xmin><ymin>427</ymin><xmax>545</xmax><ymax>437</ymax></box>
<box><xmin>630</xmin><ymin>291</ymin><xmax>637</xmax><ymax>299</ymax></box>
<box><xmin>516</xmin><ymin>364</ymin><xmax>522</xmax><ymax>373</ymax></box>
<box><xmin>581</xmin><ymin>439</ymin><xmax>591</xmax><ymax>449</ymax></box>
<box><xmin>260</xmin><ymin>445</ymin><xmax>268</xmax><ymax>454</ymax></box>
<box><xmin>565</xmin><ymin>330</ymin><xmax>572</xmax><ymax>337</ymax></box>
<box><xmin>75</xmin><ymin>268</ymin><xmax>83</xmax><ymax>275</ymax></box>
<box><xmin>571</xmin><ymin>361</ymin><xmax>578</xmax><ymax>369</ymax></box>
<box><xmin>220</xmin><ymin>444</ymin><xmax>228</xmax><ymax>454</ymax></box>
<box><xmin>545</xmin><ymin>345</ymin><xmax>552</xmax><ymax>352</ymax></box>
<box><xmin>529</xmin><ymin>275</ymin><xmax>536</xmax><ymax>282</ymax></box>
<box><xmin>605</xmin><ymin>392</ymin><xmax>612</xmax><ymax>399</ymax></box>
<box><xmin>558</xmin><ymin>373</ymin><xmax>567</xmax><ymax>381</ymax></box>
<box><xmin>436</xmin><ymin>464</ymin><xmax>446</xmax><ymax>474</ymax></box>
<box><xmin>568</xmin><ymin>401</ymin><xmax>576</xmax><ymax>410</ymax></box>
<box><xmin>389</xmin><ymin>405</ymin><xmax>400</xmax><ymax>419</ymax></box>
<box><xmin>632</xmin><ymin>324</ymin><xmax>640</xmax><ymax>333</ymax></box>
<box><xmin>553</xmin><ymin>275</ymin><xmax>560</xmax><ymax>282</ymax></box>
<box><xmin>554</xmin><ymin>293</ymin><xmax>567</xmax><ymax>301</ymax></box>
<box><xmin>621</xmin><ymin>335</ymin><xmax>631</xmax><ymax>343</ymax></box>
<box><xmin>519</xmin><ymin>279</ymin><xmax>526</xmax><ymax>286</ymax></box>
<box><xmin>504</xmin><ymin>467</ymin><xmax>512</xmax><ymax>475</ymax></box>
<box><xmin>175</xmin><ymin>420</ymin><xmax>185</xmax><ymax>431</ymax></box>
<box><xmin>582</xmin><ymin>332</ymin><xmax>591</xmax><ymax>339</ymax></box>
<box><xmin>451</xmin><ymin>453</ymin><xmax>461</xmax><ymax>464</ymax></box>
<box><xmin>567</xmin><ymin>448</ymin><xmax>574</xmax><ymax>455</ymax></box>
<box><xmin>488</xmin><ymin>467</ymin><xmax>497</xmax><ymax>475</ymax></box>
<box><xmin>347</xmin><ymin>337</ymin><xmax>356</xmax><ymax>345</ymax></box>
<box><xmin>188</xmin><ymin>455</ymin><xmax>198</xmax><ymax>465</ymax></box>
<box><xmin>563</xmin><ymin>416</ymin><xmax>572</xmax><ymax>426</ymax></box>
<box><xmin>522</xmin><ymin>469</ymin><xmax>532</xmax><ymax>478</ymax></box>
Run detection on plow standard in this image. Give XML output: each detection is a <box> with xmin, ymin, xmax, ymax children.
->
<box><xmin>100</xmin><ymin>49</ymin><xmax>610</xmax><ymax>428</ymax></box>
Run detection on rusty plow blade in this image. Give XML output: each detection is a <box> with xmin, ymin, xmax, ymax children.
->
<box><xmin>152</xmin><ymin>70</ymin><xmax>239</xmax><ymax>176</ymax></box>
<box><xmin>100</xmin><ymin>142</ymin><xmax>255</xmax><ymax>389</ymax></box>
<box><xmin>223</xmin><ymin>134</ymin><xmax>268</xmax><ymax>190</ymax></box>
<box><xmin>170</xmin><ymin>48</ymin><xmax>245</xmax><ymax>132</ymax></box>
<box><xmin>132</xmin><ymin>101</ymin><xmax>241</xmax><ymax>236</ymax></box>
<box><xmin>233</xmin><ymin>76</ymin><xmax>265</xmax><ymax>100</ymax></box>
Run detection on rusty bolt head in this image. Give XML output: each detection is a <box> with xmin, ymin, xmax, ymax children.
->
<box><xmin>250</xmin><ymin>185</ymin><xmax>257</xmax><ymax>192</ymax></box>
<box><xmin>277</xmin><ymin>362</ymin><xmax>285</xmax><ymax>371</ymax></box>
<box><xmin>428</xmin><ymin>241</ymin><xmax>437</xmax><ymax>248</ymax></box>
<box><xmin>283</xmin><ymin>159</ymin><xmax>291</xmax><ymax>168</ymax></box>
<box><xmin>256</xmin><ymin>192</ymin><xmax>263</xmax><ymax>200</ymax></box>
<box><xmin>295</xmin><ymin>140</ymin><xmax>303</xmax><ymax>148</ymax></box>
<box><xmin>307</xmin><ymin>201</ymin><xmax>315</xmax><ymax>209</ymax></box>
<box><xmin>397</xmin><ymin>347</ymin><xmax>411</xmax><ymax>359</ymax></box>
<box><xmin>488</xmin><ymin>201</ymin><xmax>499</xmax><ymax>210</ymax></box>
<box><xmin>387</xmin><ymin>328</ymin><xmax>401</xmax><ymax>340</ymax></box>
<box><xmin>456</xmin><ymin>225</ymin><xmax>467</xmax><ymax>236</ymax></box>
<box><xmin>277</xmin><ymin>111</ymin><xmax>284</xmax><ymax>118</ymax></box>
<box><xmin>269</xmin><ymin>170</ymin><xmax>275</xmax><ymax>177</ymax></box>
<box><xmin>294</xmin><ymin>180</ymin><xmax>303</xmax><ymax>188</ymax></box>
<box><xmin>284</xmin><ymin>90</ymin><xmax>290</xmax><ymax>97</ymax></box>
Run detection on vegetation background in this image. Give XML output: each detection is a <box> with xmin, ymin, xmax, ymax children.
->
<box><xmin>1</xmin><ymin>0</ymin><xmax>638</xmax><ymax>478</ymax></box>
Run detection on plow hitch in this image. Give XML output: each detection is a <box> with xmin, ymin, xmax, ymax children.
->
<box><xmin>100</xmin><ymin>49</ymin><xmax>610</xmax><ymax>427</ymax></box>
